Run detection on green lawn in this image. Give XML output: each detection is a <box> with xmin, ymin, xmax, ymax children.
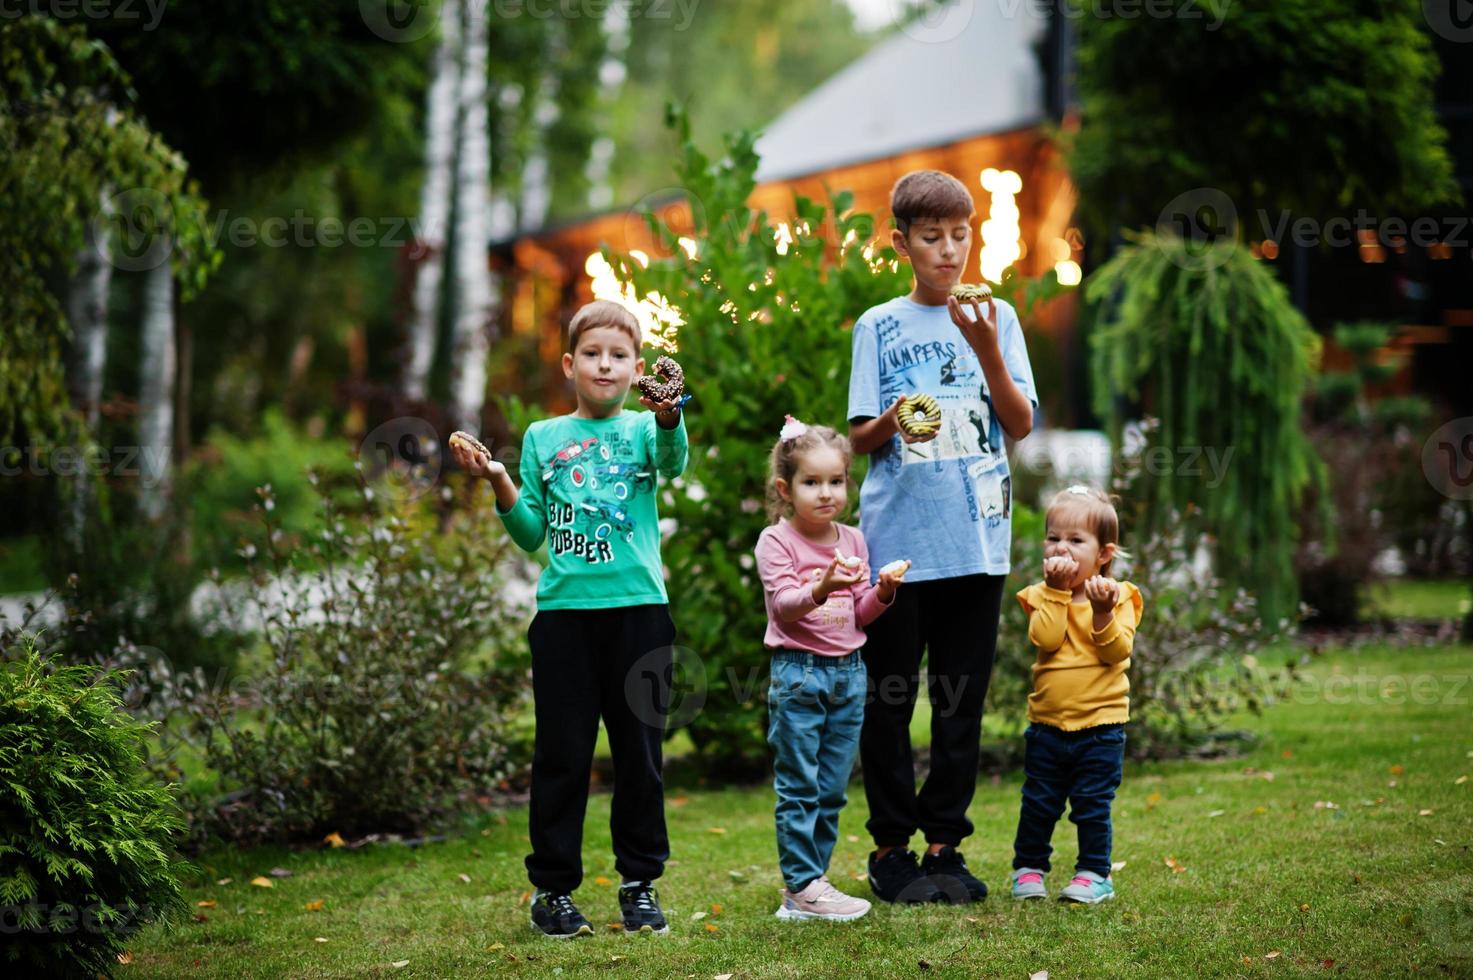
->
<box><xmin>1364</xmin><ymin>578</ymin><xmax>1471</xmax><ymax>622</ymax></box>
<box><xmin>126</xmin><ymin>642</ymin><xmax>1473</xmax><ymax>978</ymax></box>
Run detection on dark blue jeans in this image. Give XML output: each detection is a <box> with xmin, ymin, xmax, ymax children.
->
<box><xmin>1011</xmin><ymin>721</ymin><xmax>1125</xmax><ymax>878</ymax></box>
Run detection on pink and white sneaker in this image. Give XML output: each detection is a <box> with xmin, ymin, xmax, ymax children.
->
<box><xmin>774</xmin><ymin>876</ymin><xmax>872</xmax><ymax>921</ymax></box>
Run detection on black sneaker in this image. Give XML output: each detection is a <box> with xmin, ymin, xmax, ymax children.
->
<box><xmin>867</xmin><ymin>848</ymin><xmax>943</xmax><ymax>904</ymax></box>
<box><xmin>921</xmin><ymin>846</ymin><xmax>988</xmax><ymax>904</ymax></box>
<box><xmin>530</xmin><ymin>891</ymin><xmax>594</xmax><ymax>939</ymax></box>
<box><xmin>617</xmin><ymin>881</ymin><xmax>669</xmax><ymax>935</ymax></box>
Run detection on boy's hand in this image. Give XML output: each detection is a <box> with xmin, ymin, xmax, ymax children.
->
<box><xmin>1084</xmin><ymin>575</ymin><xmax>1119</xmax><ymax>615</ymax></box>
<box><xmin>948</xmin><ymin>294</ymin><xmax>1000</xmax><ymax>355</ymax></box>
<box><xmin>876</xmin><ymin>558</ymin><xmax>910</xmax><ymax>601</ymax></box>
<box><xmin>815</xmin><ymin>554</ymin><xmax>864</xmax><ymax>603</ymax></box>
<box><xmin>450</xmin><ymin>439</ymin><xmax>505</xmax><ymax>480</ymax></box>
<box><xmin>886</xmin><ymin>395</ymin><xmax>937</xmax><ymax>444</ymax></box>
<box><xmin>1042</xmin><ymin>554</ymin><xmax>1078</xmax><ymax>591</ymax></box>
<box><xmin>639</xmin><ymin>394</ymin><xmax>682</xmax><ymax>428</ymax></box>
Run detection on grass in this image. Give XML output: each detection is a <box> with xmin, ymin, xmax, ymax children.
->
<box><xmin>125</xmin><ymin>642</ymin><xmax>1473</xmax><ymax>978</ymax></box>
<box><xmin>1363</xmin><ymin>578</ymin><xmax>1471</xmax><ymax>622</ymax></box>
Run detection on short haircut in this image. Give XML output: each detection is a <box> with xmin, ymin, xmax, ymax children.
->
<box><xmin>567</xmin><ymin>300</ymin><xmax>641</xmax><ymax>354</ymax></box>
<box><xmin>1044</xmin><ymin>485</ymin><xmax>1130</xmax><ymax>577</ymax></box>
<box><xmin>890</xmin><ymin>170</ymin><xmax>975</xmax><ymax>236</ymax></box>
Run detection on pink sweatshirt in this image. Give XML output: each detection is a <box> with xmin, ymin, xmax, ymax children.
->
<box><xmin>755</xmin><ymin>518</ymin><xmax>894</xmax><ymax>656</ymax></box>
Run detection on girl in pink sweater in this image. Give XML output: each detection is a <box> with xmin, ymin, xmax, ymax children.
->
<box><xmin>755</xmin><ymin>416</ymin><xmax>909</xmax><ymax>921</ymax></box>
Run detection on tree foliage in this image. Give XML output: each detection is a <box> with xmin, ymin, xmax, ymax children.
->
<box><xmin>1086</xmin><ymin>232</ymin><xmax>1323</xmax><ymax>624</ymax></box>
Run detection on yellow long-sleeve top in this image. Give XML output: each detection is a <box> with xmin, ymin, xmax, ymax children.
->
<box><xmin>1015</xmin><ymin>581</ymin><xmax>1144</xmax><ymax>731</ymax></box>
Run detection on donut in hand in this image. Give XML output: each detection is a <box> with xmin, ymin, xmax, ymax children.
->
<box><xmin>950</xmin><ymin>282</ymin><xmax>994</xmax><ymax>304</ymax></box>
<box><xmin>637</xmin><ymin>355</ymin><xmax>685</xmax><ymax>403</ymax></box>
<box><xmin>896</xmin><ymin>393</ymin><xmax>941</xmax><ymax>438</ymax></box>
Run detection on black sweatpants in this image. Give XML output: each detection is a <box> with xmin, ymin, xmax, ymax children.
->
<box><xmin>859</xmin><ymin>573</ymin><xmax>1006</xmax><ymax>847</ymax></box>
<box><xmin>524</xmin><ymin>603</ymin><xmax>676</xmax><ymax>894</ymax></box>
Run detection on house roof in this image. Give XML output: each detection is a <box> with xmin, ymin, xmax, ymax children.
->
<box><xmin>753</xmin><ymin>1</ymin><xmax>1050</xmax><ymax>183</ymax></box>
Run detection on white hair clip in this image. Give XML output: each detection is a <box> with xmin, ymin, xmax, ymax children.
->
<box><xmin>1066</xmin><ymin>484</ymin><xmax>1093</xmax><ymax>495</ymax></box>
<box><xmin>779</xmin><ymin>415</ymin><xmax>808</xmax><ymax>442</ymax></box>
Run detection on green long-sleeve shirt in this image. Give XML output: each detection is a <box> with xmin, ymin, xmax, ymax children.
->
<box><xmin>496</xmin><ymin>410</ymin><xmax>688</xmax><ymax>610</ymax></box>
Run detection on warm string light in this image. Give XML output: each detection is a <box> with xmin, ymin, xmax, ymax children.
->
<box><xmin>584</xmin><ymin>250</ymin><xmax>683</xmax><ymax>352</ymax></box>
<box><xmin>979</xmin><ymin>168</ymin><xmax>1022</xmax><ymax>283</ymax></box>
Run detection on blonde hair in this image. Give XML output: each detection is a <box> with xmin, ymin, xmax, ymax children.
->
<box><xmin>1044</xmin><ymin>485</ymin><xmax>1130</xmax><ymax>577</ymax></box>
<box><xmin>567</xmin><ymin>300</ymin><xmax>641</xmax><ymax>354</ymax></box>
<box><xmin>766</xmin><ymin>424</ymin><xmax>852</xmax><ymax>523</ymax></box>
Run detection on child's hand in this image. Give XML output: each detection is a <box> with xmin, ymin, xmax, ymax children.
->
<box><xmin>450</xmin><ymin>439</ymin><xmax>505</xmax><ymax>481</ymax></box>
<box><xmin>876</xmin><ymin>558</ymin><xmax>910</xmax><ymax>601</ymax></box>
<box><xmin>885</xmin><ymin>396</ymin><xmax>937</xmax><ymax>444</ymax></box>
<box><xmin>948</xmin><ymin>294</ymin><xmax>1000</xmax><ymax>354</ymax></box>
<box><xmin>1084</xmin><ymin>575</ymin><xmax>1119</xmax><ymax>615</ymax></box>
<box><xmin>1042</xmin><ymin>554</ymin><xmax>1078</xmax><ymax>591</ymax></box>
<box><xmin>815</xmin><ymin>554</ymin><xmax>864</xmax><ymax>602</ymax></box>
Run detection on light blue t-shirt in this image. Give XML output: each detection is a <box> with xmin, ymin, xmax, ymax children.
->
<box><xmin>847</xmin><ymin>295</ymin><xmax>1038</xmax><ymax>581</ymax></box>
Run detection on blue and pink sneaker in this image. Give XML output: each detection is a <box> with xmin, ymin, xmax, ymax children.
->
<box><xmin>1011</xmin><ymin>868</ymin><xmax>1047</xmax><ymax>900</ymax></box>
<box><xmin>1058</xmin><ymin>870</ymin><xmax>1114</xmax><ymax>904</ymax></box>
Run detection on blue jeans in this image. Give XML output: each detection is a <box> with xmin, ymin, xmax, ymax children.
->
<box><xmin>767</xmin><ymin>650</ymin><xmax>866</xmax><ymax>892</ymax></box>
<box><xmin>1011</xmin><ymin>721</ymin><xmax>1125</xmax><ymax>878</ymax></box>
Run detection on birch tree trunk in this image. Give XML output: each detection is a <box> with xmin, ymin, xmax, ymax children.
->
<box><xmin>448</xmin><ymin>0</ymin><xmax>496</xmax><ymax>433</ymax></box>
<box><xmin>64</xmin><ymin>206</ymin><xmax>113</xmax><ymax>546</ymax></box>
<box><xmin>137</xmin><ymin>261</ymin><xmax>175</xmax><ymax>521</ymax></box>
<box><xmin>401</xmin><ymin>0</ymin><xmax>462</xmax><ymax>403</ymax></box>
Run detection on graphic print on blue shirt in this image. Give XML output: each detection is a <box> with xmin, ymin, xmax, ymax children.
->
<box><xmin>540</xmin><ymin>428</ymin><xmax>652</xmax><ymax>564</ymax></box>
<box><xmin>847</xmin><ymin>295</ymin><xmax>1038</xmax><ymax>580</ymax></box>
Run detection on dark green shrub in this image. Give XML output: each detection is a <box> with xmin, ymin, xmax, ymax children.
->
<box><xmin>0</xmin><ymin>639</ymin><xmax>188</xmax><ymax>979</ymax></box>
<box><xmin>162</xmin><ymin>470</ymin><xmax>532</xmax><ymax>844</ymax></box>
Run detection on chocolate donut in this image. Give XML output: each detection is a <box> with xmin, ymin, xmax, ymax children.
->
<box><xmin>637</xmin><ymin>355</ymin><xmax>685</xmax><ymax>403</ymax></box>
<box><xmin>448</xmin><ymin>430</ymin><xmax>491</xmax><ymax>460</ymax></box>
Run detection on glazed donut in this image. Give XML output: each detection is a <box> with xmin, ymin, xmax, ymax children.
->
<box><xmin>637</xmin><ymin>355</ymin><xmax>685</xmax><ymax>403</ymax></box>
<box><xmin>950</xmin><ymin>282</ymin><xmax>994</xmax><ymax>304</ymax></box>
<box><xmin>896</xmin><ymin>393</ymin><xmax>941</xmax><ymax>438</ymax></box>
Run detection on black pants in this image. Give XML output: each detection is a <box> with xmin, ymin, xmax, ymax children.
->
<box><xmin>859</xmin><ymin>574</ymin><xmax>1005</xmax><ymax>847</ymax></box>
<box><xmin>524</xmin><ymin>603</ymin><xmax>675</xmax><ymax>894</ymax></box>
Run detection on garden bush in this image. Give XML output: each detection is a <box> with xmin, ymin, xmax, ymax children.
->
<box><xmin>0</xmin><ymin>639</ymin><xmax>188</xmax><ymax>979</ymax></box>
<box><xmin>158</xmin><ymin>469</ymin><xmax>533</xmax><ymax>845</ymax></box>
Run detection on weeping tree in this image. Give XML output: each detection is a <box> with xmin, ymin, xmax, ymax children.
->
<box><xmin>1086</xmin><ymin>232</ymin><xmax>1323</xmax><ymax>625</ymax></box>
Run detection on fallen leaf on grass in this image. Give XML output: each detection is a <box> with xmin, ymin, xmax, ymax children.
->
<box><xmin>117</xmin><ymin>952</ymin><xmax>134</xmax><ymax>965</ymax></box>
<box><xmin>1264</xmin><ymin>951</ymin><xmax>1281</xmax><ymax>960</ymax></box>
<box><xmin>671</xmin><ymin>796</ymin><xmax>690</xmax><ymax>807</ymax></box>
<box><xmin>728</xmin><ymin>870</ymin><xmax>745</xmax><ymax>881</ymax></box>
<box><xmin>1261</xmin><ymin>771</ymin><xmax>1276</xmax><ymax>782</ymax></box>
<box><xmin>305</xmin><ymin>900</ymin><xmax>324</xmax><ymax>912</ymax></box>
<box><xmin>1146</xmin><ymin>792</ymin><xmax>1162</xmax><ymax>809</ymax></box>
<box><xmin>1208</xmin><ymin>810</ymin><xmax>1225</xmax><ymax>818</ymax></box>
<box><xmin>1390</xmin><ymin>764</ymin><xmax>1405</xmax><ymax>776</ymax></box>
<box><xmin>607</xmin><ymin>923</ymin><xmax>624</xmax><ymax>931</ymax></box>
<box><xmin>1282</xmin><ymin>750</ymin><xmax>1294</xmax><ymax>759</ymax></box>
<box><xmin>196</xmin><ymin>900</ymin><xmax>217</xmax><ymax>909</ymax></box>
<box><xmin>314</xmin><ymin>937</ymin><xmax>328</xmax><ymax>943</ymax></box>
<box><xmin>1435</xmin><ymin>839</ymin><xmax>1449</xmax><ymax>846</ymax></box>
<box><xmin>1029</xmin><ymin>971</ymin><xmax>1049</xmax><ymax>980</ymax></box>
<box><xmin>610</xmin><ymin>955</ymin><xmax>625</xmax><ymax>962</ymax></box>
<box><xmin>487</xmin><ymin>943</ymin><xmax>504</xmax><ymax>951</ymax></box>
<box><xmin>457</xmin><ymin>873</ymin><xmax>471</xmax><ymax>884</ymax></box>
<box><xmin>711</xmin><ymin>904</ymin><xmax>722</xmax><ymax>915</ymax></box>
<box><xmin>852</xmin><ymin>871</ymin><xmax>868</xmax><ymax>881</ymax></box>
<box><xmin>1419</xmin><ymin>809</ymin><xmax>1434</xmax><ymax>816</ymax></box>
<box><xmin>1299</xmin><ymin>903</ymin><xmax>1310</xmax><ymax>912</ymax></box>
<box><xmin>1312</xmin><ymin>801</ymin><xmax>1339</xmax><ymax>810</ymax></box>
<box><xmin>1322</xmin><ymin>959</ymin><xmax>1335</xmax><ymax>968</ymax></box>
<box><xmin>705</xmin><ymin>923</ymin><xmax>720</xmax><ymax>933</ymax></box>
<box><xmin>192</xmin><ymin>913</ymin><xmax>208</xmax><ymax>923</ymax></box>
<box><xmin>1111</xmin><ymin>861</ymin><xmax>1127</xmax><ymax>872</ymax></box>
<box><xmin>1164</xmin><ymin>856</ymin><xmax>1187</xmax><ymax>873</ymax></box>
<box><xmin>249</xmin><ymin>877</ymin><xmax>274</xmax><ymax>889</ymax></box>
<box><xmin>1254</xmin><ymin>806</ymin><xmax>1268</xmax><ymax>815</ymax></box>
<box><xmin>518</xmin><ymin>890</ymin><xmax>531</xmax><ymax>905</ymax></box>
<box><xmin>847</xmin><ymin>835</ymin><xmax>859</xmax><ymax>842</ymax></box>
<box><xmin>690</xmin><ymin>911</ymin><xmax>707</xmax><ymax>921</ymax></box>
<box><xmin>268</xmin><ymin>867</ymin><xmax>293</xmax><ymax>878</ymax></box>
<box><xmin>707</xmin><ymin>827</ymin><xmax>727</xmax><ymax>835</ymax></box>
<box><xmin>323</xmin><ymin>832</ymin><xmax>345</xmax><ymax>848</ymax></box>
<box><xmin>1456</xmin><ymin>775</ymin><xmax>1468</xmax><ymax>785</ymax></box>
<box><xmin>216</xmin><ymin>877</ymin><xmax>232</xmax><ymax>886</ymax></box>
<box><xmin>715</xmin><ymin>974</ymin><xmax>734</xmax><ymax>980</ymax></box>
<box><xmin>390</xmin><ymin>960</ymin><xmax>409</xmax><ymax>969</ymax></box>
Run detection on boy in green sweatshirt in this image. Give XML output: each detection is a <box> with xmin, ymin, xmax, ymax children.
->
<box><xmin>452</xmin><ymin>300</ymin><xmax>687</xmax><ymax>939</ymax></box>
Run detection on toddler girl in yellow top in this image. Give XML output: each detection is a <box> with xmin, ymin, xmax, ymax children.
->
<box><xmin>1009</xmin><ymin>485</ymin><xmax>1142</xmax><ymax>904</ymax></box>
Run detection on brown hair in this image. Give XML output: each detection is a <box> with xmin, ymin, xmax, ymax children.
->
<box><xmin>890</xmin><ymin>170</ymin><xmax>975</xmax><ymax>236</ymax></box>
<box><xmin>1044</xmin><ymin>485</ymin><xmax>1131</xmax><ymax>576</ymax></box>
<box><xmin>567</xmin><ymin>299</ymin><xmax>641</xmax><ymax>354</ymax></box>
<box><xmin>766</xmin><ymin>423</ymin><xmax>853</xmax><ymax>523</ymax></box>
